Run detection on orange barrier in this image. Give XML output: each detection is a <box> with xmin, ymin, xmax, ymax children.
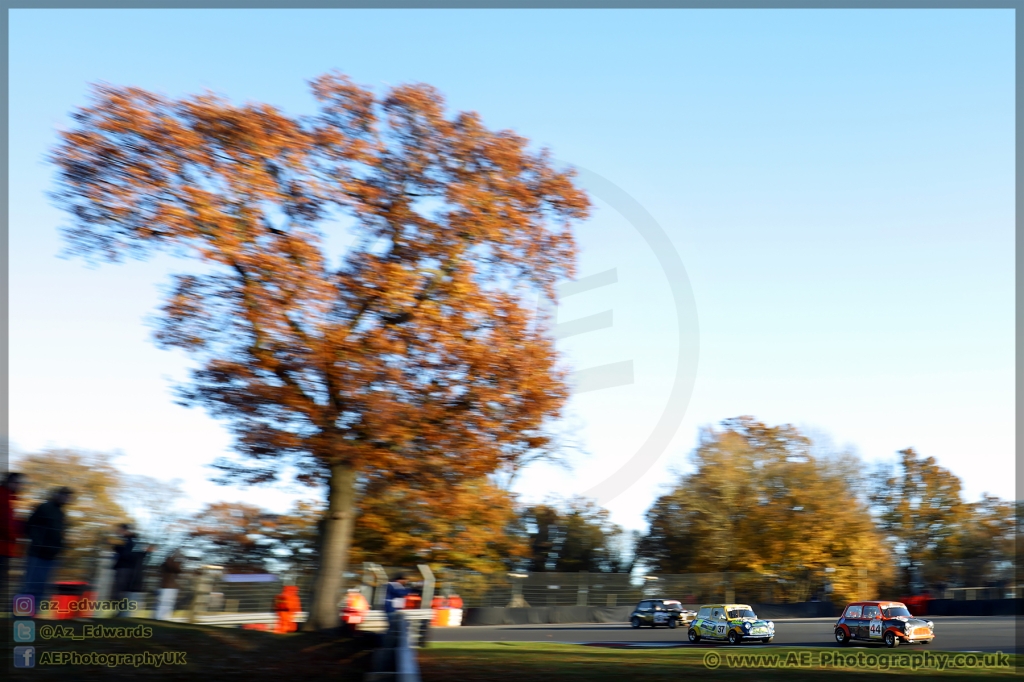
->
<box><xmin>430</xmin><ymin>594</ymin><xmax>464</xmax><ymax>627</ymax></box>
<box><xmin>52</xmin><ymin>583</ymin><xmax>94</xmax><ymax>620</ymax></box>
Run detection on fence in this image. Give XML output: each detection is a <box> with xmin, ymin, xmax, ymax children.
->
<box><xmin>432</xmin><ymin>570</ymin><xmax>778</xmax><ymax>608</ymax></box>
<box><xmin>7</xmin><ymin>553</ymin><xmax>1020</xmax><ymax>619</ymax></box>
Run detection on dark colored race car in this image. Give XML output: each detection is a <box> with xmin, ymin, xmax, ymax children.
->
<box><xmin>834</xmin><ymin>601</ymin><xmax>935</xmax><ymax>648</ymax></box>
<box><xmin>629</xmin><ymin>599</ymin><xmax>695</xmax><ymax>629</ymax></box>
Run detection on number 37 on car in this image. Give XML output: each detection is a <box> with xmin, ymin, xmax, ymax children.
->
<box><xmin>687</xmin><ymin>604</ymin><xmax>775</xmax><ymax>645</ymax></box>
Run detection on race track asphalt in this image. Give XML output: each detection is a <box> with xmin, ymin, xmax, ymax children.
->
<box><xmin>431</xmin><ymin>616</ymin><xmax>1017</xmax><ymax>653</ymax></box>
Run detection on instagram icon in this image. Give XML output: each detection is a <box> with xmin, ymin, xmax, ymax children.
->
<box><xmin>13</xmin><ymin>594</ymin><xmax>35</xmax><ymax>617</ymax></box>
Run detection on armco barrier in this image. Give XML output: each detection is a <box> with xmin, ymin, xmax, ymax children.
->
<box><xmin>923</xmin><ymin>599</ymin><xmax>1022</xmax><ymax>616</ymax></box>
<box><xmin>462</xmin><ymin>606</ymin><xmax>634</xmax><ymax>626</ymax></box>
<box><xmin>460</xmin><ymin>600</ymin><xmax>1023</xmax><ymax>625</ymax></box>
<box><xmin>461</xmin><ymin>604</ymin><xmax>840</xmax><ymax>625</ymax></box>
<box><xmin>750</xmin><ymin>603</ymin><xmax>841</xmax><ymax>619</ymax></box>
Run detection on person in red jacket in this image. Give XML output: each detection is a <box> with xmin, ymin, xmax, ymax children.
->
<box><xmin>1</xmin><ymin>473</ymin><xmax>26</xmax><ymax>611</ymax></box>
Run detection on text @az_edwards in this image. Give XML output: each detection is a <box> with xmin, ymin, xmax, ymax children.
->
<box><xmin>37</xmin><ymin>623</ymin><xmax>153</xmax><ymax>640</ymax></box>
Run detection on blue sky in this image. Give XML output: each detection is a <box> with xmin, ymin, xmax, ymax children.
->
<box><xmin>9</xmin><ymin>9</ymin><xmax>1015</xmax><ymax>530</ymax></box>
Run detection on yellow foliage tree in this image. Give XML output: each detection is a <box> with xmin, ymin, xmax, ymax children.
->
<box><xmin>639</xmin><ymin>417</ymin><xmax>893</xmax><ymax>604</ymax></box>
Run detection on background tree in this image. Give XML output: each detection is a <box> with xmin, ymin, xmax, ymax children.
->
<box><xmin>945</xmin><ymin>494</ymin><xmax>1016</xmax><ymax>590</ymax></box>
<box><xmin>11</xmin><ymin>449</ymin><xmax>132</xmax><ymax>581</ymax></box>
<box><xmin>520</xmin><ymin>498</ymin><xmax>631</xmax><ymax>573</ymax></box>
<box><xmin>638</xmin><ymin>417</ymin><xmax>893</xmax><ymax>604</ymax></box>
<box><xmin>179</xmin><ymin>502</ymin><xmax>286</xmax><ymax>574</ymax></box>
<box><xmin>118</xmin><ymin>472</ymin><xmax>189</xmax><ymax>563</ymax></box>
<box><xmin>353</xmin><ymin>475</ymin><xmax>526</xmax><ymax>573</ymax></box>
<box><xmin>51</xmin><ymin>73</ymin><xmax>589</xmax><ymax>628</ymax></box>
<box><xmin>870</xmin><ymin>448</ymin><xmax>966</xmax><ymax>593</ymax></box>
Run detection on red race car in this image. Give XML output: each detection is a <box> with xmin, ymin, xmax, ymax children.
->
<box><xmin>834</xmin><ymin>601</ymin><xmax>935</xmax><ymax>648</ymax></box>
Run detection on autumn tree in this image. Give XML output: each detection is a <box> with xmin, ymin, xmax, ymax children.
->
<box><xmin>353</xmin><ymin>475</ymin><xmax>526</xmax><ymax>573</ymax></box>
<box><xmin>946</xmin><ymin>494</ymin><xmax>1015</xmax><ymax>588</ymax></box>
<box><xmin>869</xmin><ymin>448</ymin><xmax>967</xmax><ymax>592</ymax></box>
<box><xmin>638</xmin><ymin>417</ymin><xmax>892</xmax><ymax>604</ymax></box>
<box><xmin>520</xmin><ymin>498</ymin><xmax>631</xmax><ymax>573</ymax></box>
<box><xmin>51</xmin><ymin>73</ymin><xmax>590</xmax><ymax>628</ymax></box>
<box><xmin>869</xmin><ymin>449</ymin><xmax>1017</xmax><ymax>593</ymax></box>
<box><xmin>178</xmin><ymin>502</ymin><xmax>286</xmax><ymax>574</ymax></box>
<box><xmin>11</xmin><ymin>449</ymin><xmax>133</xmax><ymax>581</ymax></box>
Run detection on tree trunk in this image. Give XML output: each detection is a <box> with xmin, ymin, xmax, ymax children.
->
<box><xmin>303</xmin><ymin>462</ymin><xmax>356</xmax><ymax>631</ymax></box>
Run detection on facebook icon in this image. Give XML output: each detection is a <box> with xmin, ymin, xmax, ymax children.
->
<box><xmin>13</xmin><ymin>646</ymin><xmax>35</xmax><ymax>668</ymax></box>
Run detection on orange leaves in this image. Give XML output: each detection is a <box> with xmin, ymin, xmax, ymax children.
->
<box><xmin>352</xmin><ymin>476</ymin><xmax>526</xmax><ymax>572</ymax></box>
<box><xmin>53</xmin><ymin>72</ymin><xmax>590</xmax><ymax>562</ymax></box>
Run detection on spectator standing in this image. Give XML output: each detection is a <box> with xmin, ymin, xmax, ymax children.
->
<box><xmin>156</xmin><ymin>549</ymin><xmax>183</xmax><ymax>620</ymax></box>
<box><xmin>20</xmin><ymin>486</ymin><xmax>74</xmax><ymax>606</ymax></box>
<box><xmin>384</xmin><ymin>573</ymin><xmax>410</xmax><ymax>625</ymax></box>
<box><xmin>127</xmin><ymin>543</ymin><xmax>154</xmax><ymax>614</ymax></box>
<box><xmin>111</xmin><ymin>524</ymin><xmax>137</xmax><ymax>616</ymax></box>
<box><xmin>1</xmin><ymin>473</ymin><xmax>26</xmax><ymax>610</ymax></box>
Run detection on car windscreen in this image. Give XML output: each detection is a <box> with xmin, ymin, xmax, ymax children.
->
<box><xmin>728</xmin><ymin>609</ymin><xmax>757</xmax><ymax>619</ymax></box>
<box><xmin>882</xmin><ymin>606</ymin><xmax>912</xmax><ymax>618</ymax></box>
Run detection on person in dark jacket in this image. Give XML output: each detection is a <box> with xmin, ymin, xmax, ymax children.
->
<box><xmin>126</xmin><ymin>543</ymin><xmax>153</xmax><ymax>614</ymax></box>
<box><xmin>20</xmin><ymin>486</ymin><xmax>74</xmax><ymax>606</ymax></box>
<box><xmin>112</xmin><ymin>524</ymin><xmax>136</xmax><ymax>602</ymax></box>
<box><xmin>384</xmin><ymin>573</ymin><xmax>410</xmax><ymax>618</ymax></box>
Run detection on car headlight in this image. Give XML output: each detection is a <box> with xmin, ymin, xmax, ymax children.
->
<box><xmin>743</xmin><ymin>622</ymin><xmax>751</xmax><ymax>631</ymax></box>
<box><xmin>768</xmin><ymin>621</ymin><xmax>774</xmax><ymax>631</ymax></box>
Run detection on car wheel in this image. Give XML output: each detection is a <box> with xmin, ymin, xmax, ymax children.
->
<box><xmin>884</xmin><ymin>632</ymin><xmax>899</xmax><ymax>648</ymax></box>
<box><xmin>835</xmin><ymin>628</ymin><xmax>849</xmax><ymax>646</ymax></box>
<box><xmin>728</xmin><ymin>630</ymin><xmax>742</xmax><ymax>645</ymax></box>
<box><xmin>630</xmin><ymin>617</ymin><xmax>640</xmax><ymax>629</ymax></box>
<box><xmin>688</xmin><ymin>629</ymin><xmax>700</xmax><ymax>643</ymax></box>
<box><xmin>669</xmin><ymin>619</ymin><xmax>677</xmax><ymax>629</ymax></box>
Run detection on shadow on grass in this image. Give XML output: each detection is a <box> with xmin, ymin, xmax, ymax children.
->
<box><xmin>3</xmin><ymin>617</ymin><xmax>377</xmax><ymax>681</ymax></box>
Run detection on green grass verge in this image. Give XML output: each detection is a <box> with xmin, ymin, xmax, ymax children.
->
<box><xmin>420</xmin><ymin>642</ymin><xmax>1020</xmax><ymax>681</ymax></box>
